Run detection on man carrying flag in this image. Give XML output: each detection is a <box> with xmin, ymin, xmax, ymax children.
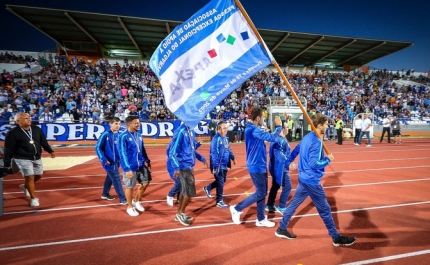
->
<box><xmin>275</xmin><ymin>113</ymin><xmax>356</xmax><ymax>247</ymax></box>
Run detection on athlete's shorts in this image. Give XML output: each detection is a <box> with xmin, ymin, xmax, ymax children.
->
<box><xmin>137</xmin><ymin>166</ymin><xmax>152</xmax><ymax>184</ymax></box>
<box><xmin>179</xmin><ymin>169</ymin><xmax>196</xmax><ymax>197</ymax></box>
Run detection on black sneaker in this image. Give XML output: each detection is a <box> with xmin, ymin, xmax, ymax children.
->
<box><xmin>176</xmin><ymin>213</ymin><xmax>190</xmax><ymax>226</ymax></box>
<box><xmin>333</xmin><ymin>235</ymin><xmax>356</xmax><ymax>247</ymax></box>
<box><xmin>275</xmin><ymin>228</ymin><xmax>297</xmax><ymax>239</ymax></box>
<box><xmin>101</xmin><ymin>194</ymin><xmax>115</xmax><ymax>201</ymax></box>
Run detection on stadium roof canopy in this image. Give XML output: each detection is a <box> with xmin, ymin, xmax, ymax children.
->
<box><xmin>7</xmin><ymin>5</ymin><xmax>413</xmax><ymax>68</ymax></box>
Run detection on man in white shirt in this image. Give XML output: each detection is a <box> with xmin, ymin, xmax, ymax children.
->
<box><xmin>226</xmin><ymin>118</ymin><xmax>234</xmax><ymax>143</ymax></box>
<box><xmin>353</xmin><ymin>115</ymin><xmax>363</xmax><ymax>144</ymax></box>
<box><xmin>356</xmin><ymin>114</ymin><xmax>372</xmax><ymax>147</ymax></box>
<box><xmin>40</xmin><ymin>108</ymin><xmax>53</xmax><ymax>123</ymax></box>
<box><xmin>380</xmin><ymin>115</ymin><xmax>392</xmax><ymax>143</ymax></box>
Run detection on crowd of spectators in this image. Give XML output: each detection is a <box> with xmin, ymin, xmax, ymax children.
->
<box><xmin>0</xmin><ymin>54</ymin><xmax>429</xmax><ymax>137</ymax></box>
<box><xmin>0</xmin><ymin>51</ymin><xmax>36</xmax><ymax>64</ymax></box>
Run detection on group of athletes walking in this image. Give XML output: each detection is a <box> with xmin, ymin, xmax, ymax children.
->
<box><xmin>95</xmin><ymin>108</ymin><xmax>356</xmax><ymax>247</ymax></box>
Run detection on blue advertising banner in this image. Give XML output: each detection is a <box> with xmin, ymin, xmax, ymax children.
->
<box><xmin>0</xmin><ymin>120</ymin><xmax>211</xmax><ymax>141</ymax></box>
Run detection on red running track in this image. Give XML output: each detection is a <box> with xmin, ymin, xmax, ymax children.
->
<box><xmin>1</xmin><ymin>139</ymin><xmax>430</xmax><ymax>265</ymax></box>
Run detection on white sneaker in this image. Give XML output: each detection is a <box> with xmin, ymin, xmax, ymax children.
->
<box><xmin>19</xmin><ymin>184</ymin><xmax>30</xmax><ymax>197</ymax></box>
<box><xmin>166</xmin><ymin>196</ymin><xmax>174</xmax><ymax>207</ymax></box>
<box><xmin>229</xmin><ymin>205</ymin><xmax>243</xmax><ymax>225</ymax></box>
<box><xmin>255</xmin><ymin>215</ymin><xmax>275</xmax><ymax>227</ymax></box>
<box><xmin>366</xmin><ymin>145</ymin><xmax>372</xmax><ymax>147</ymax></box>
<box><xmin>30</xmin><ymin>198</ymin><xmax>39</xmax><ymax>207</ymax></box>
<box><xmin>132</xmin><ymin>199</ymin><xmax>145</xmax><ymax>212</ymax></box>
<box><xmin>354</xmin><ymin>143</ymin><xmax>359</xmax><ymax>146</ymax></box>
<box><xmin>126</xmin><ymin>207</ymin><xmax>139</xmax><ymax>217</ymax></box>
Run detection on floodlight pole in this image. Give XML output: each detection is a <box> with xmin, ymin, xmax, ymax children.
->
<box><xmin>234</xmin><ymin>0</ymin><xmax>330</xmax><ymax>154</ymax></box>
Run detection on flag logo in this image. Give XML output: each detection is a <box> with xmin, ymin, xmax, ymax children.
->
<box><xmin>200</xmin><ymin>90</ymin><xmax>210</xmax><ymax>100</ymax></box>
<box><xmin>207</xmin><ymin>49</ymin><xmax>217</xmax><ymax>58</ymax></box>
<box><xmin>209</xmin><ymin>32</ymin><xmax>248</xmax><ymax>58</ymax></box>
<box><xmin>226</xmin><ymin>35</ymin><xmax>236</xmax><ymax>45</ymax></box>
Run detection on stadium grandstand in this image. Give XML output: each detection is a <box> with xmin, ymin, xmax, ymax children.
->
<box><xmin>1</xmin><ymin>5</ymin><xmax>429</xmax><ymax>142</ymax></box>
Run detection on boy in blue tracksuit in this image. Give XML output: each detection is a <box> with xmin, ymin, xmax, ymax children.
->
<box><xmin>166</xmin><ymin>125</ymin><xmax>202</xmax><ymax>207</ymax></box>
<box><xmin>275</xmin><ymin>113</ymin><xmax>356</xmax><ymax>247</ymax></box>
<box><xmin>230</xmin><ymin>107</ymin><xmax>283</xmax><ymax>227</ymax></box>
<box><xmin>203</xmin><ymin>121</ymin><xmax>236</xmax><ymax>208</ymax></box>
<box><xmin>95</xmin><ymin>117</ymin><xmax>126</xmax><ymax>204</ymax></box>
<box><xmin>266</xmin><ymin>122</ymin><xmax>299</xmax><ymax>214</ymax></box>
<box><xmin>119</xmin><ymin>116</ymin><xmax>151</xmax><ymax>217</ymax></box>
<box><xmin>167</xmin><ymin>123</ymin><xmax>208</xmax><ymax>226</ymax></box>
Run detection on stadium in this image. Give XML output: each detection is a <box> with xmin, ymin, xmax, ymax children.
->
<box><xmin>1</xmin><ymin>2</ymin><xmax>430</xmax><ymax>265</ymax></box>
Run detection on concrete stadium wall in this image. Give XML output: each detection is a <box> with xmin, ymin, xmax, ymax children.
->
<box><xmin>0</xmin><ymin>63</ymin><xmax>42</xmax><ymax>75</ymax></box>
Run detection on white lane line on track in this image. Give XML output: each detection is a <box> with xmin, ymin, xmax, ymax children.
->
<box><xmin>4</xmin><ymin>177</ymin><xmax>430</xmax><ymax>214</ymax></box>
<box><xmin>3</xmin><ymin>163</ymin><xmax>430</xmax><ymax>182</ymax></box>
<box><xmin>338</xmin><ymin>249</ymin><xmax>430</xmax><ymax>265</ymax></box>
<box><xmin>1</xmin><ymin>200</ymin><xmax>429</xmax><ymax>252</ymax></box>
<box><xmin>47</xmin><ymin>146</ymin><xmax>430</xmax><ymax>157</ymax></box>
<box><xmin>4</xmin><ymin>176</ymin><xmax>430</xmax><ymax>197</ymax></box>
<box><xmin>71</xmin><ymin>156</ymin><xmax>430</xmax><ymax>166</ymax></box>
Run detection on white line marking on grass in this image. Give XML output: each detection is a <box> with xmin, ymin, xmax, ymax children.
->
<box><xmin>1</xmin><ymin>200</ymin><xmax>429</xmax><ymax>252</ymax></box>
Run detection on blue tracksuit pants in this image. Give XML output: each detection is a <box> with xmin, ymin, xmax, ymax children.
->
<box><xmin>279</xmin><ymin>180</ymin><xmax>340</xmax><ymax>239</ymax></box>
<box><xmin>267</xmin><ymin>171</ymin><xmax>292</xmax><ymax>209</ymax></box>
<box><xmin>235</xmin><ymin>172</ymin><xmax>267</xmax><ymax>222</ymax></box>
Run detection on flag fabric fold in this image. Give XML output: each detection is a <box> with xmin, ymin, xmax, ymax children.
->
<box><xmin>149</xmin><ymin>0</ymin><xmax>272</xmax><ymax>128</ymax></box>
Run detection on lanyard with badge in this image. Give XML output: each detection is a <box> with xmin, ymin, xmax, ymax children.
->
<box><xmin>130</xmin><ymin>131</ymin><xmax>140</xmax><ymax>153</ymax></box>
<box><xmin>21</xmin><ymin>127</ymin><xmax>37</xmax><ymax>156</ymax></box>
<box><xmin>21</xmin><ymin>127</ymin><xmax>34</xmax><ymax>144</ymax></box>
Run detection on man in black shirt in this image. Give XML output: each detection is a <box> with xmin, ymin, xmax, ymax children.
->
<box><xmin>3</xmin><ymin>113</ymin><xmax>55</xmax><ymax>207</ymax></box>
<box><xmin>208</xmin><ymin>118</ymin><xmax>217</xmax><ymax>141</ymax></box>
<box><xmin>157</xmin><ymin>109</ymin><xmax>166</xmax><ymax>120</ymax></box>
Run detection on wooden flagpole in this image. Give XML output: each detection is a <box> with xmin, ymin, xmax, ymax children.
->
<box><xmin>234</xmin><ymin>0</ymin><xmax>330</xmax><ymax>155</ymax></box>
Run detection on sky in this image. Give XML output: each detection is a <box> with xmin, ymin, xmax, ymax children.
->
<box><xmin>1</xmin><ymin>0</ymin><xmax>429</xmax><ymax>72</ymax></box>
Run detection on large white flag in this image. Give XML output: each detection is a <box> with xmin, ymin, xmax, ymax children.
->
<box><xmin>149</xmin><ymin>0</ymin><xmax>272</xmax><ymax>128</ymax></box>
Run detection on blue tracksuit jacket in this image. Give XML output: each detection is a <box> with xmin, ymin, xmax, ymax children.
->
<box><xmin>210</xmin><ymin>133</ymin><xmax>235</xmax><ymax>173</ymax></box>
<box><xmin>244</xmin><ymin>122</ymin><xmax>281</xmax><ymax>173</ymax></box>
<box><xmin>119</xmin><ymin>130</ymin><xmax>150</xmax><ymax>172</ymax></box>
<box><xmin>95</xmin><ymin>130</ymin><xmax>120</xmax><ymax>170</ymax></box>
<box><xmin>268</xmin><ymin>137</ymin><xmax>300</xmax><ymax>185</ymax></box>
<box><xmin>297</xmin><ymin>132</ymin><xmax>330</xmax><ymax>185</ymax></box>
<box><xmin>166</xmin><ymin>124</ymin><xmax>206</xmax><ymax>176</ymax></box>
